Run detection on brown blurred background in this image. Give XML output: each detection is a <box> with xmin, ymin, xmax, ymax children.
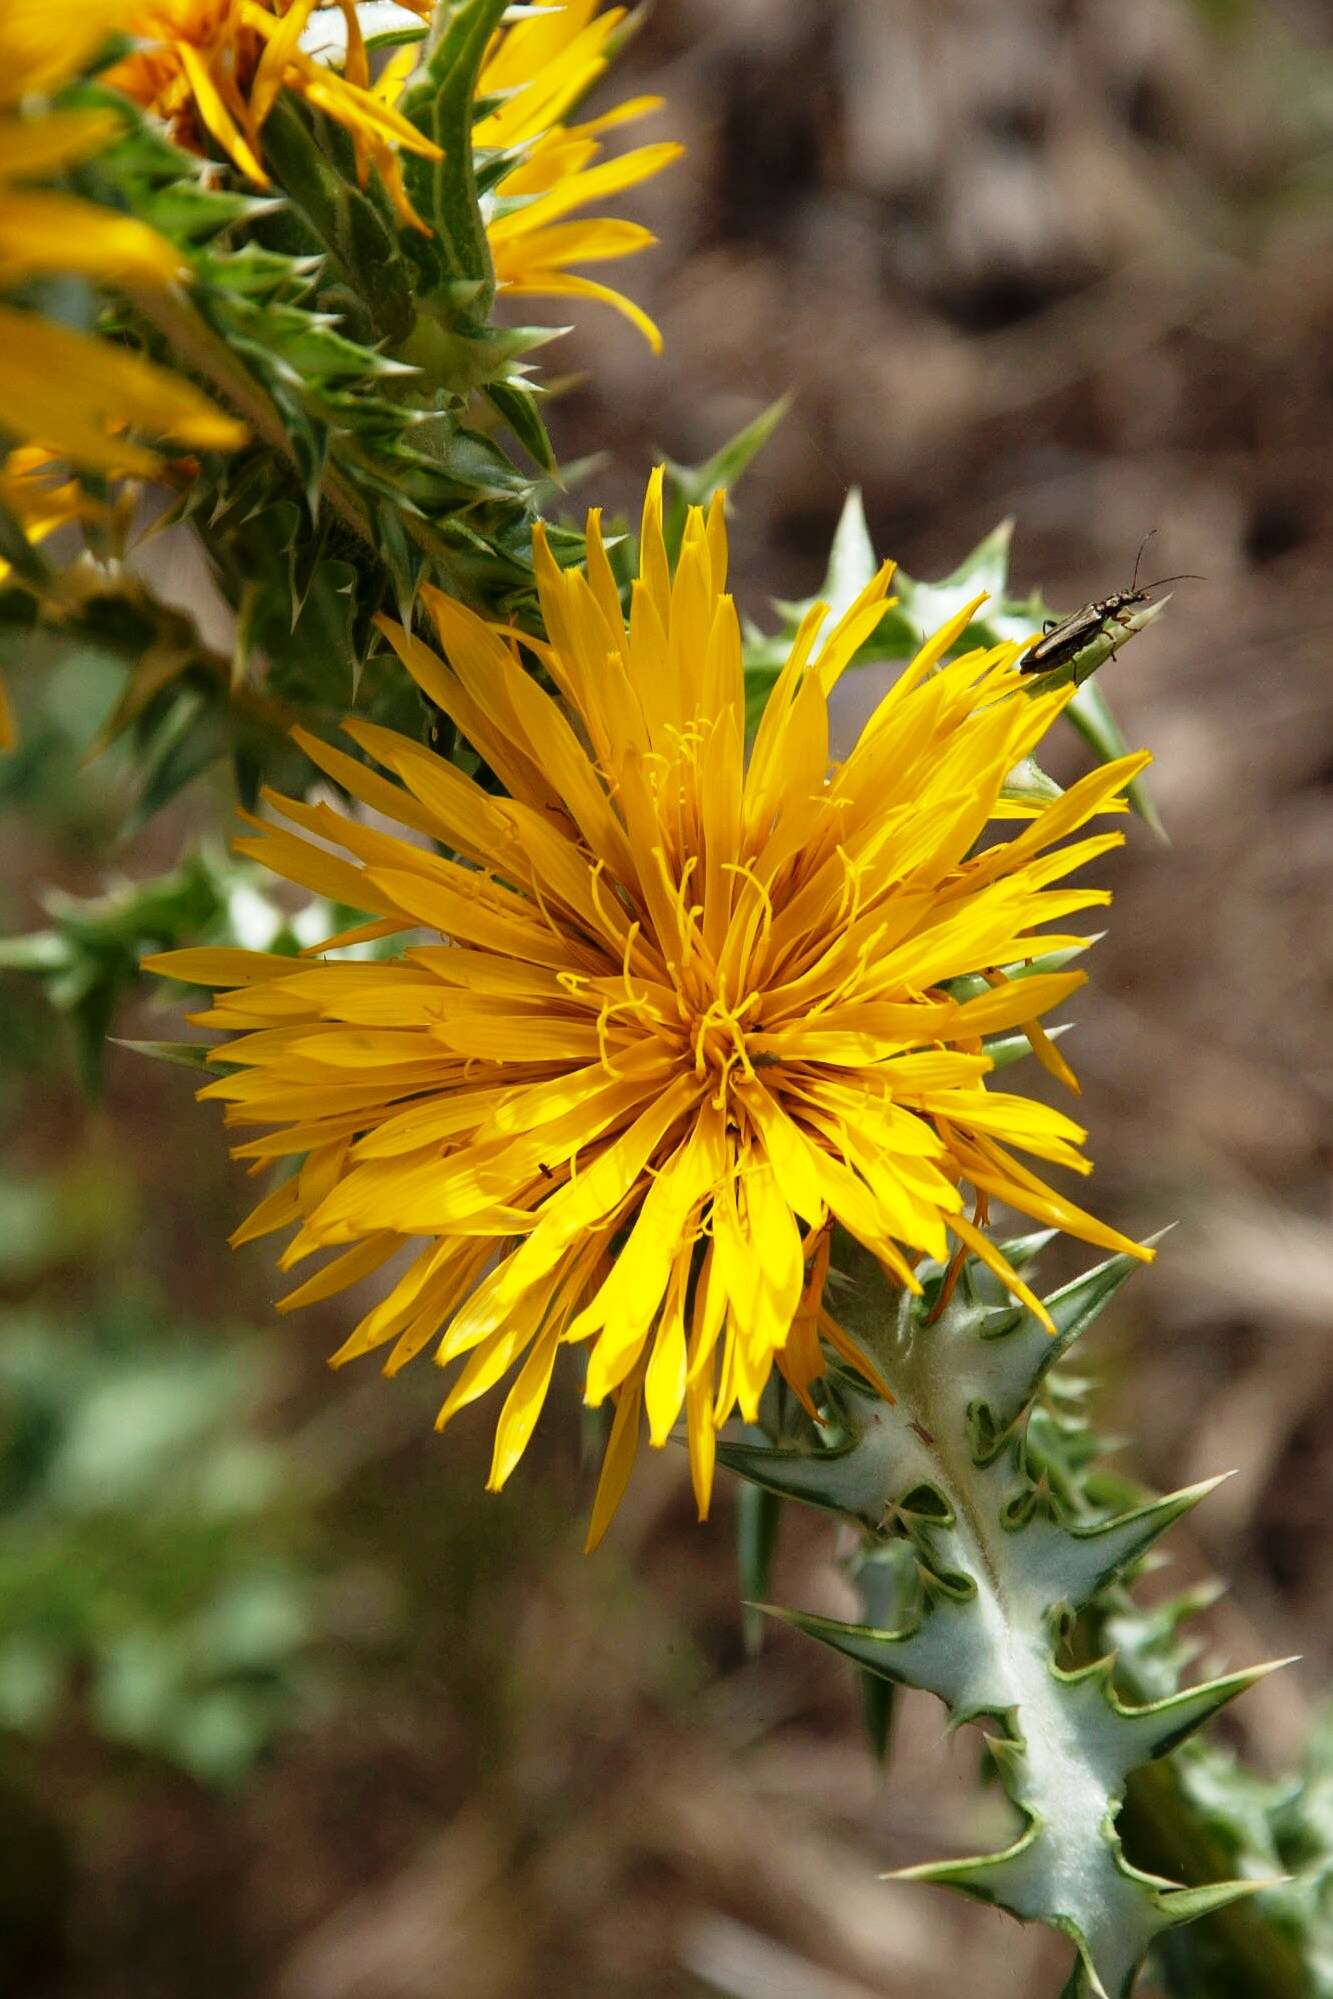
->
<box><xmin>3</xmin><ymin>0</ymin><xmax>1332</xmax><ymax>1994</ymax></box>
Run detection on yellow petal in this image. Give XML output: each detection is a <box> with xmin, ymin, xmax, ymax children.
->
<box><xmin>487</xmin><ymin>1324</ymin><xmax>562</xmax><ymax>1490</ymax></box>
<box><xmin>584</xmin><ymin>1361</ymin><xmax>646</xmax><ymax>1552</ymax></box>
<box><xmin>174</xmin><ymin>38</ymin><xmax>269</xmax><ymax>184</ymax></box>
<box><xmin>499</xmin><ymin>269</ymin><xmax>664</xmax><ymax>351</ymax></box>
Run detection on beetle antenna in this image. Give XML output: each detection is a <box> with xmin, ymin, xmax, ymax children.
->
<box><xmin>1141</xmin><ymin>572</ymin><xmax>1206</xmax><ymax>591</ymax></box>
<box><xmin>1131</xmin><ymin>529</ymin><xmax>1159</xmax><ymax>592</ymax></box>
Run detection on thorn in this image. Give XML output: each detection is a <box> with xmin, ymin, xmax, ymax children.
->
<box><xmin>715</xmin><ymin>1434</ymin><xmax>878</xmax><ymax>1524</ymax></box>
<box><xmin>1054</xmin><ymin>1471</ymin><xmax>1236</xmax><ymax>1612</ymax></box>
<box><xmin>1118</xmin><ymin>1655</ymin><xmax>1298</xmax><ymax>1765</ymax></box>
<box><xmin>1075</xmin><ymin>1956</ymin><xmax>1111</xmax><ymax>1999</ymax></box>
<box><xmin>1157</xmin><ymin>1874</ymin><xmax>1287</xmax><ymax>1926</ymax></box>
<box><xmin>983</xmin><ymin>1732</ymin><xmax>1027</xmax><ymax>1781</ymax></box>
<box><xmin>881</xmin><ymin>1819</ymin><xmax>1039</xmax><ymax>1896</ymax></box>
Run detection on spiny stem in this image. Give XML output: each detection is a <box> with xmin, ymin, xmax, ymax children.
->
<box><xmin>722</xmin><ymin>1238</ymin><xmax>1289</xmax><ymax>1998</ymax></box>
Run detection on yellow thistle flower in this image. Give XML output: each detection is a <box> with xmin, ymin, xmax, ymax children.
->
<box><xmin>399</xmin><ymin>0</ymin><xmax>684</xmax><ymax>348</ymax></box>
<box><xmin>148</xmin><ymin>472</ymin><xmax>1153</xmax><ymax>1547</ymax></box>
<box><xmin>124</xmin><ymin>0</ymin><xmax>682</xmax><ymax>343</ymax></box>
<box><xmin>110</xmin><ymin>0</ymin><xmax>445</xmax><ymax>230</ymax></box>
<box><xmin>0</xmin><ymin>1</ymin><xmax>246</xmax><ymax>747</ymax></box>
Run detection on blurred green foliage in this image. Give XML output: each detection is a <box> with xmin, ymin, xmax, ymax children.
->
<box><xmin>0</xmin><ymin>1303</ymin><xmax>326</xmax><ymax>1785</ymax></box>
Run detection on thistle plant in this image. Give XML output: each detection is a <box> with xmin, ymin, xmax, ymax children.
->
<box><xmin>1</xmin><ymin>5</ymin><xmax>1323</xmax><ymax>1994</ymax></box>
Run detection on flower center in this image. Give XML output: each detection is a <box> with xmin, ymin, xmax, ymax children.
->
<box><xmin>686</xmin><ymin>994</ymin><xmax>761</xmax><ymax>1106</ymax></box>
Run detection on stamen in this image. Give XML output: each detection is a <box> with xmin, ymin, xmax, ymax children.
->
<box><xmin>692</xmin><ymin>998</ymin><xmax>727</xmax><ymax>1078</ymax></box>
<box><xmin>525</xmin><ymin>866</ymin><xmax>565</xmax><ymax>944</ymax></box>
<box><xmin>596</xmin><ymin>962</ymin><xmax>663</xmax><ymax>1077</ymax></box>
<box><xmin>721</xmin><ymin>860</ymin><xmax>775</xmax><ymax>980</ymax></box>
<box><xmin>673</xmin><ymin>854</ymin><xmax>702</xmax><ymax>971</ymax></box>
<box><xmin>723</xmin><ymin>1016</ymin><xmax>756</xmax><ymax>1085</ymax></box>
<box><xmin>620</xmin><ymin>918</ymin><xmax>643</xmax><ymax>989</ymax></box>
<box><xmin>596</xmin><ymin>1001</ymin><xmax>624</xmax><ymax>1078</ymax></box>
<box><xmin>618</xmin><ymin>922</ymin><xmax>655</xmax><ymax>1015</ymax></box>
<box><xmin>835</xmin><ymin>844</ymin><xmax>868</xmax><ymax>927</ymax></box>
<box><xmin>587</xmin><ymin>857</ymin><xmax>636</xmax><ymax>956</ymax></box>
<box><xmin>925</xmin><ymin>1190</ymin><xmax>989</xmax><ymax>1325</ymax></box>
<box><xmin>651</xmin><ymin>846</ymin><xmax>699</xmax><ymax>962</ymax></box>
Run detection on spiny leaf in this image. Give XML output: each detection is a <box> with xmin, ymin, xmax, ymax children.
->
<box><xmin>1002</xmin><ymin>753</ymin><xmax>1065</xmax><ymax>806</ymax></box>
<box><xmin>1068</xmin><ymin>669</ymin><xmax>1168</xmax><ymax>842</ymax></box>
<box><xmin>963</xmin><ymin>1245</ymin><xmax>1160</xmax><ymax>1464</ymax></box>
<box><xmin>816</xmin><ymin>486</ymin><xmax>880</xmax><ymax>621</ymax></box>
<box><xmin>1034</xmin><ymin>1477</ymin><xmax>1232</xmax><ymax>1617</ymax></box>
<box><xmin>485</xmin><ymin>380</ymin><xmax>556</xmax><ymax>474</ymax></box>
<box><xmin>662</xmin><ymin>394</ymin><xmax>793</xmax><ymax>559</ymax></box>
<box><xmin>721</xmin><ymin>1240</ymin><xmax>1281</xmax><ymax>1997</ymax></box>
<box><xmin>1115</xmin><ymin>1660</ymin><xmax>1297</xmax><ymax>1769</ymax></box>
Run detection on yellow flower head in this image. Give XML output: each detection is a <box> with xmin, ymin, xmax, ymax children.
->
<box><xmin>123</xmin><ymin>0</ymin><xmax>683</xmax><ymax>342</ymax></box>
<box><xmin>0</xmin><ymin>1</ymin><xmax>245</xmax><ymax>747</ymax></box>
<box><xmin>465</xmin><ymin>0</ymin><xmax>684</xmax><ymax>349</ymax></box>
<box><xmin>110</xmin><ymin>0</ymin><xmax>445</xmax><ymax>229</ymax></box>
<box><xmin>149</xmin><ymin>473</ymin><xmax>1152</xmax><ymax>1547</ymax></box>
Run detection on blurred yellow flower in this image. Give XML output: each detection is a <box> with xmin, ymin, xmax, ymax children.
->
<box><xmin>0</xmin><ymin>0</ymin><xmax>246</xmax><ymax>746</ymax></box>
<box><xmin>149</xmin><ymin>473</ymin><xmax>1151</xmax><ymax>1546</ymax></box>
<box><xmin>110</xmin><ymin>0</ymin><xmax>445</xmax><ymax>229</ymax></box>
<box><xmin>119</xmin><ymin>0</ymin><xmax>682</xmax><ymax>344</ymax></box>
<box><xmin>0</xmin><ymin>0</ymin><xmax>246</xmax><ymax>473</ymax></box>
<box><xmin>462</xmin><ymin>0</ymin><xmax>684</xmax><ymax>348</ymax></box>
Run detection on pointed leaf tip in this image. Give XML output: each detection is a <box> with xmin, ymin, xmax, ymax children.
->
<box><xmin>1051</xmin><ymin>1470</ymin><xmax>1237</xmax><ymax>1610</ymax></box>
<box><xmin>1157</xmin><ymin>1874</ymin><xmax>1289</xmax><ymax>1926</ymax></box>
<box><xmin>1118</xmin><ymin>1654</ymin><xmax>1298</xmax><ymax>1766</ymax></box>
<box><xmin>112</xmin><ymin>1037</ymin><xmax>217</xmax><ymax>1071</ymax></box>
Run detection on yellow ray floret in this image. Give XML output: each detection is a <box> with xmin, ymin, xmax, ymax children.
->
<box><xmin>149</xmin><ymin>471</ymin><xmax>1153</xmax><ymax>1547</ymax></box>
